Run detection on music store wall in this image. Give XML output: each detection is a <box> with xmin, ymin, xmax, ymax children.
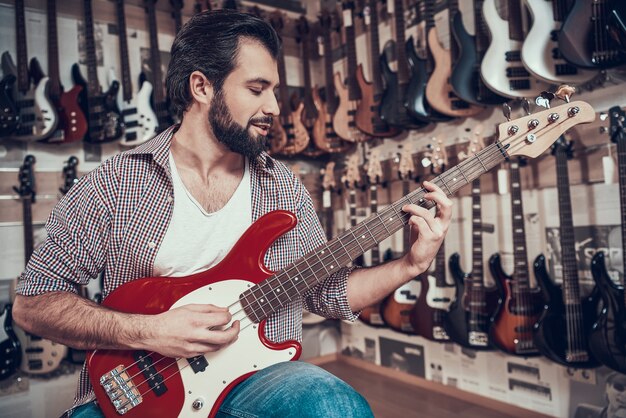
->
<box><xmin>0</xmin><ymin>0</ymin><xmax>626</xmax><ymax>417</ymax></box>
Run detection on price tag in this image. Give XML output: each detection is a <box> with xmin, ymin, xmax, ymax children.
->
<box><xmin>343</xmin><ymin>8</ymin><xmax>353</xmax><ymax>27</ymax></box>
<box><xmin>323</xmin><ymin>190</ymin><xmax>332</xmax><ymax>208</ymax></box>
<box><xmin>363</xmin><ymin>6</ymin><xmax>371</xmax><ymax>26</ymax></box>
<box><xmin>317</xmin><ymin>36</ymin><xmax>324</xmax><ymax>56</ymax></box>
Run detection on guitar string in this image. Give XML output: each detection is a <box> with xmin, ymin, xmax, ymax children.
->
<box><xmin>106</xmin><ymin>122</ymin><xmax>564</xmax><ymax>408</ymax></box>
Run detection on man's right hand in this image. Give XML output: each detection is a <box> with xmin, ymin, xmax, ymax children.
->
<box><xmin>140</xmin><ymin>304</ymin><xmax>240</xmax><ymax>358</ymax></box>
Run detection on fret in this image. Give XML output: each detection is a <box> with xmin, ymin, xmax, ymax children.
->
<box><xmin>83</xmin><ymin>0</ymin><xmax>101</xmax><ymax>95</ymax></box>
<box><xmin>376</xmin><ymin>212</ymin><xmax>393</xmax><ymax>236</ymax></box>
<box><xmin>508</xmin><ymin>0</ymin><xmax>525</xmax><ymax>42</ymax></box>
<box><xmin>349</xmin><ymin>228</ymin><xmax>368</xmax><ymax>254</ymax></box>
<box><xmin>314</xmin><ymin>251</ymin><xmax>332</xmax><ymax>276</ymax></box>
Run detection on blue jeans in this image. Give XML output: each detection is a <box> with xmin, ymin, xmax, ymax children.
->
<box><xmin>72</xmin><ymin>361</ymin><xmax>373</xmax><ymax>418</ymax></box>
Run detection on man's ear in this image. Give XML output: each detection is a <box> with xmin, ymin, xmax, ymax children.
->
<box><xmin>189</xmin><ymin>71</ymin><xmax>213</xmax><ymax>105</ymax></box>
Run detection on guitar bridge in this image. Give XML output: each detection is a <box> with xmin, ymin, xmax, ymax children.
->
<box><xmin>433</xmin><ymin>326</ymin><xmax>449</xmax><ymax>341</ymax></box>
<box><xmin>468</xmin><ymin>332</ymin><xmax>488</xmax><ymax>347</ymax></box>
<box><xmin>100</xmin><ymin>365</ymin><xmax>143</xmax><ymax>415</ymax></box>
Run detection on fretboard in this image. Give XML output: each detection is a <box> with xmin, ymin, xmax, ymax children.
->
<box><xmin>115</xmin><ymin>0</ymin><xmax>133</xmax><ymax>102</ymax></box>
<box><xmin>393</xmin><ymin>0</ymin><xmax>410</xmax><ymax>84</ymax></box>
<box><xmin>617</xmin><ymin>123</ymin><xmax>626</xmax><ymax>296</ymax></box>
<box><xmin>474</xmin><ymin>0</ymin><xmax>490</xmax><ymax>55</ymax></box>
<box><xmin>509</xmin><ymin>159</ymin><xmax>531</xmax><ymax>290</ymax></box>
<box><xmin>322</xmin><ymin>25</ymin><xmax>337</xmax><ymax>114</ymax></box>
<box><xmin>344</xmin><ymin>9</ymin><xmax>361</xmax><ymax>101</ymax></box>
<box><xmin>470</xmin><ymin>177</ymin><xmax>484</xmax><ymax>281</ymax></box>
<box><xmin>240</xmin><ymin>139</ymin><xmax>511</xmax><ymax>323</ymax></box>
<box><xmin>369</xmin><ymin>184</ymin><xmax>380</xmax><ymax>265</ymax></box>
<box><xmin>22</xmin><ymin>198</ymin><xmax>34</xmax><ymax>266</ymax></box>
<box><xmin>448</xmin><ymin>0</ymin><xmax>461</xmax><ymax>64</ymax></box>
<box><xmin>146</xmin><ymin>2</ymin><xmax>164</xmax><ymax>104</ymax></box>
<box><xmin>83</xmin><ymin>0</ymin><xmax>101</xmax><ymax>96</ymax></box>
<box><xmin>15</xmin><ymin>0</ymin><xmax>29</xmax><ymax>93</ymax></box>
<box><xmin>553</xmin><ymin>0</ymin><xmax>573</xmax><ymax>22</ymax></box>
<box><xmin>47</xmin><ymin>0</ymin><xmax>61</xmax><ymax>100</ymax></box>
<box><xmin>367</xmin><ymin>0</ymin><xmax>384</xmax><ymax>96</ymax></box>
<box><xmin>434</xmin><ymin>238</ymin><xmax>446</xmax><ymax>287</ymax></box>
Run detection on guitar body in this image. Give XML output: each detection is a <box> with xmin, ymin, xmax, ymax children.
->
<box><xmin>588</xmin><ymin>251</ymin><xmax>626</xmax><ymax>373</ymax></box>
<box><xmin>281</xmin><ymin>102</ymin><xmax>309</xmax><ymax>155</ymax></box>
<box><xmin>410</xmin><ymin>273</ymin><xmax>454</xmax><ymax>341</ymax></box>
<box><xmin>120</xmin><ymin>78</ymin><xmax>159</xmax><ymax>147</ymax></box>
<box><xmin>360</xmin><ymin>305</ymin><xmax>385</xmax><ymax>327</ymax></box>
<box><xmin>72</xmin><ymin>63</ymin><xmax>124</xmax><ymax>143</ymax></box>
<box><xmin>333</xmin><ymin>73</ymin><xmax>365</xmax><ymax>142</ymax></box>
<box><xmin>14</xmin><ymin>326</ymin><xmax>68</xmax><ymax>374</ymax></box>
<box><xmin>425</xmin><ymin>28</ymin><xmax>483</xmax><ymax>117</ymax></box>
<box><xmin>522</xmin><ymin>0</ymin><xmax>598</xmax><ymax>84</ymax></box>
<box><xmin>443</xmin><ymin>253</ymin><xmax>500</xmax><ymax>350</ymax></box>
<box><xmin>0</xmin><ymin>304</ymin><xmax>22</xmax><ymax>381</ymax></box>
<box><xmin>559</xmin><ymin>0</ymin><xmax>626</xmax><ymax>69</ymax></box>
<box><xmin>489</xmin><ymin>253</ymin><xmax>543</xmax><ymax>356</ymax></box>
<box><xmin>53</xmin><ymin>84</ymin><xmax>88</xmax><ymax>143</ymax></box>
<box><xmin>533</xmin><ymin>254</ymin><xmax>600</xmax><ymax>368</ymax></box>
<box><xmin>89</xmin><ymin>211</ymin><xmax>301</xmax><ymax>418</ymax></box>
<box><xmin>355</xmin><ymin>64</ymin><xmax>399</xmax><ymax>138</ymax></box>
<box><xmin>2</xmin><ymin>53</ymin><xmax>58</xmax><ymax>141</ymax></box>
<box><xmin>379</xmin><ymin>52</ymin><xmax>426</xmax><ymax>130</ymax></box>
<box><xmin>381</xmin><ymin>279</ymin><xmax>420</xmax><ymax>334</ymax></box>
<box><xmin>268</xmin><ymin>115</ymin><xmax>288</xmax><ymax>155</ymax></box>
<box><xmin>481</xmin><ymin>0</ymin><xmax>550</xmax><ymax>99</ymax></box>
<box><xmin>449</xmin><ymin>12</ymin><xmax>507</xmax><ymax>105</ymax></box>
<box><xmin>311</xmin><ymin>87</ymin><xmax>348</xmax><ymax>153</ymax></box>
<box><xmin>0</xmin><ymin>74</ymin><xmax>19</xmax><ymax>136</ymax></box>
<box><xmin>405</xmin><ymin>37</ymin><xmax>451</xmax><ymax>123</ymax></box>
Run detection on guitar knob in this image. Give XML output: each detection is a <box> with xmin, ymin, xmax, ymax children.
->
<box><xmin>192</xmin><ymin>398</ymin><xmax>205</xmax><ymax>411</ymax></box>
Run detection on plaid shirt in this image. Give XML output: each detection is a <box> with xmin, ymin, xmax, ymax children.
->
<box><xmin>16</xmin><ymin>125</ymin><xmax>357</xmax><ymax>413</ymax></box>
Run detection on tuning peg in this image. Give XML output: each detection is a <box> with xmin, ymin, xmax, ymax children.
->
<box><xmin>535</xmin><ymin>91</ymin><xmax>555</xmax><ymax>109</ymax></box>
<box><xmin>555</xmin><ymin>85</ymin><xmax>576</xmax><ymax>103</ymax></box>
<box><xmin>522</xmin><ymin>98</ymin><xmax>532</xmax><ymax>115</ymax></box>
<box><xmin>502</xmin><ymin>103</ymin><xmax>512</xmax><ymax>121</ymax></box>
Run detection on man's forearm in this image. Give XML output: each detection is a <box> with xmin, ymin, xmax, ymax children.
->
<box><xmin>12</xmin><ymin>292</ymin><xmax>148</xmax><ymax>351</ymax></box>
<box><xmin>346</xmin><ymin>257</ymin><xmax>426</xmax><ymax>312</ymax></box>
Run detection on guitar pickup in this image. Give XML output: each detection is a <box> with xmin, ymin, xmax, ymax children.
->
<box><xmin>134</xmin><ymin>351</ymin><xmax>167</xmax><ymax>396</ymax></box>
<box><xmin>187</xmin><ymin>355</ymin><xmax>208</xmax><ymax>374</ymax></box>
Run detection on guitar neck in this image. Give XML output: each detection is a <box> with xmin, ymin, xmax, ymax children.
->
<box><xmin>241</xmin><ymin>139</ymin><xmax>511</xmax><ymax>323</ymax></box>
<box><xmin>434</xmin><ymin>238</ymin><xmax>446</xmax><ymax>287</ymax></box>
<box><xmin>367</xmin><ymin>0</ymin><xmax>384</xmax><ymax>96</ymax></box>
<box><xmin>47</xmin><ymin>0</ymin><xmax>62</xmax><ymax>100</ymax></box>
<box><xmin>115</xmin><ymin>0</ymin><xmax>133</xmax><ymax>102</ymax></box>
<box><xmin>617</xmin><ymin>132</ymin><xmax>626</xmax><ymax>293</ymax></box>
<box><xmin>15</xmin><ymin>0</ymin><xmax>29</xmax><ymax>93</ymax></box>
<box><xmin>474</xmin><ymin>0</ymin><xmax>490</xmax><ymax>55</ymax></box>
<box><xmin>393</xmin><ymin>0</ymin><xmax>410</xmax><ymax>84</ymax></box>
<box><xmin>369</xmin><ymin>184</ymin><xmax>380</xmax><ymax>264</ymax></box>
<box><xmin>508</xmin><ymin>0</ymin><xmax>525</xmax><ymax>41</ymax></box>
<box><xmin>448</xmin><ymin>0</ymin><xmax>461</xmax><ymax>63</ymax></box>
<box><xmin>509</xmin><ymin>159</ymin><xmax>531</xmax><ymax>290</ymax></box>
<box><xmin>322</xmin><ymin>26</ymin><xmax>338</xmax><ymax>114</ymax></box>
<box><xmin>22</xmin><ymin>198</ymin><xmax>34</xmax><ymax>266</ymax></box>
<box><xmin>402</xmin><ymin>178</ymin><xmax>411</xmax><ymax>251</ymax></box>
<box><xmin>424</xmin><ymin>0</ymin><xmax>436</xmax><ymax>71</ymax></box>
<box><xmin>276</xmin><ymin>49</ymin><xmax>290</xmax><ymax>122</ymax></box>
<box><xmin>344</xmin><ymin>11</ymin><xmax>361</xmax><ymax>101</ymax></box>
<box><xmin>83</xmin><ymin>0</ymin><xmax>101</xmax><ymax>95</ymax></box>
<box><xmin>553</xmin><ymin>0</ymin><xmax>573</xmax><ymax>22</ymax></box>
<box><xmin>146</xmin><ymin>3</ymin><xmax>165</xmax><ymax>104</ymax></box>
<box><xmin>470</xmin><ymin>177</ymin><xmax>484</xmax><ymax>281</ymax></box>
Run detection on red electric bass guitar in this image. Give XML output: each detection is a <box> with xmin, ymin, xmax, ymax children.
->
<box><xmin>88</xmin><ymin>98</ymin><xmax>594</xmax><ymax>417</ymax></box>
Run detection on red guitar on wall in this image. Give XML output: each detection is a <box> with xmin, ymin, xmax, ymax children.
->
<box><xmin>88</xmin><ymin>99</ymin><xmax>595</xmax><ymax>417</ymax></box>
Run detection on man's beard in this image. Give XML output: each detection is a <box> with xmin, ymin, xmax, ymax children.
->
<box><xmin>208</xmin><ymin>89</ymin><xmax>272</xmax><ymax>159</ymax></box>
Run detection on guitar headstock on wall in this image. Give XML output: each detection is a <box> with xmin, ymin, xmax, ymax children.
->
<box><xmin>365</xmin><ymin>148</ymin><xmax>383</xmax><ymax>186</ymax></box>
<box><xmin>609</xmin><ymin>105</ymin><xmax>626</xmax><ymax>145</ymax></box>
<box><xmin>13</xmin><ymin>155</ymin><xmax>36</xmax><ymax>203</ymax></box>
<box><xmin>342</xmin><ymin>153</ymin><xmax>362</xmax><ymax>189</ymax></box>
<box><xmin>269</xmin><ymin>10</ymin><xmax>285</xmax><ymax>34</ymax></box>
<box><xmin>457</xmin><ymin>123</ymin><xmax>486</xmax><ymax>161</ymax></box>
<box><xmin>424</xmin><ymin>136</ymin><xmax>448</xmax><ymax>175</ymax></box>
<box><xmin>60</xmin><ymin>156</ymin><xmax>79</xmax><ymax>196</ymax></box>
<box><xmin>321</xmin><ymin>161</ymin><xmax>337</xmax><ymax>192</ymax></box>
<box><xmin>398</xmin><ymin>143</ymin><xmax>415</xmax><ymax>181</ymax></box>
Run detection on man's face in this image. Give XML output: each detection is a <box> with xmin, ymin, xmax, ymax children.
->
<box><xmin>208</xmin><ymin>39</ymin><xmax>280</xmax><ymax>159</ymax></box>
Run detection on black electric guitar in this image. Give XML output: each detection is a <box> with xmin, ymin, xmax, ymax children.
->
<box><xmin>489</xmin><ymin>157</ymin><xmax>544</xmax><ymax>356</ymax></box>
<box><xmin>379</xmin><ymin>0</ymin><xmax>427</xmax><ymax>129</ymax></box>
<box><xmin>532</xmin><ymin>135</ymin><xmax>600</xmax><ymax>368</ymax></box>
<box><xmin>321</xmin><ymin>161</ymin><xmax>338</xmax><ymax>242</ymax></box>
<box><xmin>381</xmin><ymin>144</ymin><xmax>421</xmax><ymax>333</ymax></box>
<box><xmin>0</xmin><ymin>73</ymin><xmax>18</xmax><ymax>136</ymax></box>
<box><xmin>73</xmin><ymin>0</ymin><xmax>124</xmax><ymax>143</ymax></box>
<box><xmin>559</xmin><ymin>0</ymin><xmax>626</xmax><ymax>69</ymax></box>
<box><xmin>444</xmin><ymin>129</ymin><xmax>501</xmax><ymax>350</ymax></box>
<box><xmin>405</xmin><ymin>0</ymin><xmax>453</xmax><ymax>123</ymax></box>
<box><xmin>410</xmin><ymin>138</ymin><xmax>454</xmax><ymax>341</ymax></box>
<box><xmin>0</xmin><ymin>304</ymin><xmax>21</xmax><ymax>381</ymax></box>
<box><xmin>2</xmin><ymin>0</ymin><xmax>58</xmax><ymax>142</ymax></box>
<box><xmin>360</xmin><ymin>149</ymin><xmax>386</xmax><ymax>327</ymax></box>
<box><xmin>12</xmin><ymin>156</ymin><xmax>69</xmax><ymax>374</ymax></box>
<box><xmin>588</xmin><ymin>106</ymin><xmax>626</xmax><ymax>373</ymax></box>
<box><xmin>449</xmin><ymin>0</ymin><xmax>507</xmax><ymax>105</ymax></box>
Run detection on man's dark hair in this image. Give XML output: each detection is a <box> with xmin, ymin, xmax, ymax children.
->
<box><xmin>165</xmin><ymin>9</ymin><xmax>281</xmax><ymax>118</ymax></box>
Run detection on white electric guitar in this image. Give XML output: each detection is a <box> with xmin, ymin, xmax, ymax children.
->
<box><xmin>481</xmin><ymin>0</ymin><xmax>550</xmax><ymax>99</ymax></box>
<box><xmin>88</xmin><ymin>98</ymin><xmax>594</xmax><ymax>417</ymax></box>
<box><xmin>521</xmin><ymin>0</ymin><xmax>597</xmax><ymax>85</ymax></box>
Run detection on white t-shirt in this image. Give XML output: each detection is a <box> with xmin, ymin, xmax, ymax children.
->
<box><xmin>153</xmin><ymin>153</ymin><xmax>252</xmax><ymax>277</ymax></box>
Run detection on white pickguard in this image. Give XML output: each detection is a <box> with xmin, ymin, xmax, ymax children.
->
<box><xmin>521</xmin><ymin>0</ymin><xmax>597</xmax><ymax>84</ymax></box>
<box><xmin>392</xmin><ymin>280</ymin><xmax>421</xmax><ymax>304</ymax></box>
<box><xmin>169</xmin><ymin>280</ymin><xmax>297</xmax><ymax>417</ymax></box>
<box><xmin>424</xmin><ymin>275</ymin><xmax>455</xmax><ymax>311</ymax></box>
<box><xmin>13</xmin><ymin>325</ymin><xmax>68</xmax><ymax>374</ymax></box>
<box><xmin>481</xmin><ymin>0</ymin><xmax>550</xmax><ymax>99</ymax></box>
<box><xmin>119</xmin><ymin>80</ymin><xmax>159</xmax><ymax>147</ymax></box>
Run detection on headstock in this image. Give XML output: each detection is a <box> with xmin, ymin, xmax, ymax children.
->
<box><xmin>269</xmin><ymin>11</ymin><xmax>285</xmax><ymax>34</ymax></box>
<box><xmin>497</xmin><ymin>100</ymin><xmax>595</xmax><ymax>159</ymax></box>
<box><xmin>248</xmin><ymin>5</ymin><xmax>264</xmax><ymax>19</ymax></box>
<box><xmin>457</xmin><ymin>123</ymin><xmax>486</xmax><ymax>161</ymax></box>
<box><xmin>366</xmin><ymin>148</ymin><xmax>383</xmax><ymax>185</ymax></box>
<box><xmin>170</xmin><ymin>0</ymin><xmax>184</xmax><ymax>11</ymax></box>
<box><xmin>321</xmin><ymin>161</ymin><xmax>337</xmax><ymax>191</ymax></box>
<box><xmin>60</xmin><ymin>156</ymin><xmax>80</xmax><ymax>195</ymax></box>
<box><xmin>342</xmin><ymin>153</ymin><xmax>361</xmax><ymax>189</ymax></box>
<box><xmin>609</xmin><ymin>106</ymin><xmax>626</xmax><ymax>145</ymax></box>
<box><xmin>13</xmin><ymin>155</ymin><xmax>36</xmax><ymax>203</ymax></box>
<box><xmin>424</xmin><ymin>136</ymin><xmax>448</xmax><ymax>174</ymax></box>
<box><xmin>398</xmin><ymin>143</ymin><xmax>415</xmax><ymax>181</ymax></box>
<box><xmin>296</xmin><ymin>16</ymin><xmax>310</xmax><ymax>37</ymax></box>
